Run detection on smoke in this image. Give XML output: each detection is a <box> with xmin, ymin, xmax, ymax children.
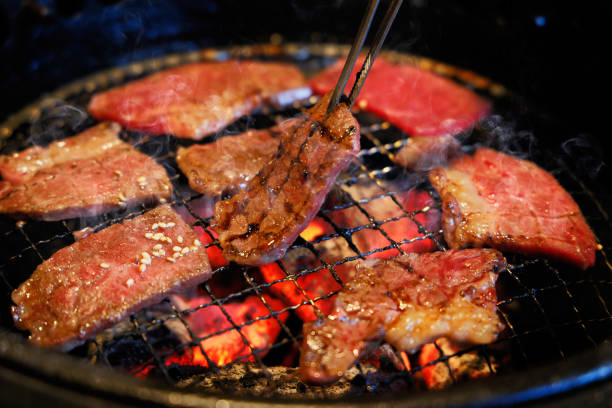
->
<box><xmin>289</xmin><ymin>0</ymin><xmax>345</xmax><ymax>22</ymax></box>
<box><xmin>561</xmin><ymin>134</ymin><xmax>606</xmax><ymax>180</ymax></box>
<box><xmin>27</xmin><ymin>101</ymin><xmax>90</xmax><ymax>146</ymax></box>
<box><xmin>470</xmin><ymin>115</ymin><xmax>536</xmax><ymax>159</ymax></box>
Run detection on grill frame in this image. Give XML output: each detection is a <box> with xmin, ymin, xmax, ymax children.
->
<box><xmin>1</xmin><ymin>43</ymin><xmax>612</xmax><ymax>406</ymax></box>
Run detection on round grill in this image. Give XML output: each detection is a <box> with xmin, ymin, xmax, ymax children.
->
<box><xmin>1</xmin><ymin>44</ymin><xmax>612</xmax><ymax>405</ymax></box>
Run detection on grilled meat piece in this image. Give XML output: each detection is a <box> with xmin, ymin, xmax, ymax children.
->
<box><xmin>88</xmin><ymin>61</ymin><xmax>311</xmax><ymax>140</ymax></box>
<box><xmin>429</xmin><ymin>148</ymin><xmax>597</xmax><ymax>269</ymax></box>
<box><xmin>0</xmin><ymin>122</ymin><xmax>172</xmax><ymax>221</ymax></box>
<box><xmin>299</xmin><ymin>249</ymin><xmax>506</xmax><ymax>385</ymax></box>
<box><xmin>213</xmin><ymin>92</ymin><xmax>360</xmax><ymax>266</ymax></box>
<box><xmin>176</xmin><ymin>125</ymin><xmax>288</xmax><ymax>197</ymax></box>
<box><xmin>11</xmin><ymin>205</ymin><xmax>211</xmax><ymax>350</ymax></box>
<box><xmin>310</xmin><ymin>56</ymin><xmax>490</xmax><ymax>137</ymax></box>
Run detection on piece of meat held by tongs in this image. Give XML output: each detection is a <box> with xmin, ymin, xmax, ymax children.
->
<box><xmin>213</xmin><ymin>0</ymin><xmax>404</xmax><ymax>266</ymax></box>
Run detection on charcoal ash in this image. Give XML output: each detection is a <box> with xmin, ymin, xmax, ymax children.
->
<box><xmin>177</xmin><ymin>363</ymin><xmax>411</xmax><ymax>399</ymax></box>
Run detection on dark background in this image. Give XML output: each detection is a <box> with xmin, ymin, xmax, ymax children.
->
<box><xmin>0</xmin><ymin>0</ymin><xmax>610</xmax><ymax>151</ymax></box>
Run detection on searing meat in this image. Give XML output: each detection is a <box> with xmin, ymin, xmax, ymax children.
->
<box><xmin>214</xmin><ymin>92</ymin><xmax>360</xmax><ymax>266</ymax></box>
<box><xmin>177</xmin><ymin>125</ymin><xmax>289</xmax><ymax>197</ymax></box>
<box><xmin>299</xmin><ymin>249</ymin><xmax>506</xmax><ymax>385</ymax></box>
<box><xmin>310</xmin><ymin>56</ymin><xmax>490</xmax><ymax>137</ymax></box>
<box><xmin>0</xmin><ymin>122</ymin><xmax>172</xmax><ymax>221</ymax></box>
<box><xmin>88</xmin><ymin>61</ymin><xmax>311</xmax><ymax>140</ymax></box>
<box><xmin>429</xmin><ymin>148</ymin><xmax>597</xmax><ymax>269</ymax></box>
<box><xmin>11</xmin><ymin>205</ymin><xmax>211</xmax><ymax>350</ymax></box>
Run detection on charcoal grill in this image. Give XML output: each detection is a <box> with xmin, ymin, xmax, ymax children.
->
<box><xmin>1</xmin><ymin>43</ymin><xmax>612</xmax><ymax>407</ymax></box>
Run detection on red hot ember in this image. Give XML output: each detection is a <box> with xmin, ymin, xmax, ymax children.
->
<box><xmin>260</xmin><ymin>217</ymin><xmax>355</xmax><ymax>322</ymax></box>
<box><xmin>329</xmin><ymin>186</ymin><xmax>441</xmax><ymax>259</ymax></box>
<box><xmin>152</xmin><ymin>291</ymin><xmax>288</xmax><ymax>369</ymax></box>
<box><xmin>193</xmin><ymin>225</ymin><xmax>229</xmax><ymax>270</ymax></box>
<box><xmin>417</xmin><ymin>338</ymin><xmax>497</xmax><ymax>390</ymax></box>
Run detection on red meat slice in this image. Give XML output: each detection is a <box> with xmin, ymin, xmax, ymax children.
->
<box><xmin>309</xmin><ymin>56</ymin><xmax>490</xmax><ymax>137</ymax></box>
<box><xmin>88</xmin><ymin>61</ymin><xmax>311</xmax><ymax>140</ymax></box>
<box><xmin>176</xmin><ymin>125</ymin><xmax>288</xmax><ymax>197</ymax></box>
<box><xmin>0</xmin><ymin>122</ymin><xmax>172</xmax><ymax>221</ymax></box>
<box><xmin>11</xmin><ymin>205</ymin><xmax>211</xmax><ymax>350</ymax></box>
<box><xmin>299</xmin><ymin>249</ymin><xmax>506</xmax><ymax>385</ymax></box>
<box><xmin>429</xmin><ymin>148</ymin><xmax>597</xmax><ymax>269</ymax></box>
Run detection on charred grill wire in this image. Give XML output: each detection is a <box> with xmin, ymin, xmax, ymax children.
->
<box><xmin>1</xmin><ymin>45</ymin><xmax>612</xmax><ymax>398</ymax></box>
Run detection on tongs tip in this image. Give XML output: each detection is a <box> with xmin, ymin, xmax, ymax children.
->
<box><xmin>327</xmin><ymin>0</ymin><xmax>404</xmax><ymax>113</ymax></box>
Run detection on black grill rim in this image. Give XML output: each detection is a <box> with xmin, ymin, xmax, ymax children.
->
<box><xmin>2</xmin><ymin>329</ymin><xmax>612</xmax><ymax>407</ymax></box>
<box><xmin>1</xmin><ymin>43</ymin><xmax>611</xmax><ymax>406</ymax></box>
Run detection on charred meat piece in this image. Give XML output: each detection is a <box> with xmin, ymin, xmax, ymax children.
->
<box><xmin>0</xmin><ymin>122</ymin><xmax>172</xmax><ymax>221</ymax></box>
<box><xmin>213</xmin><ymin>92</ymin><xmax>360</xmax><ymax>266</ymax></box>
<box><xmin>310</xmin><ymin>56</ymin><xmax>490</xmax><ymax>137</ymax></box>
<box><xmin>88</xmin><ymin>61</ymin><xmax>311</xmax><ymax>140</ymax></box>
<box><xmin>429</xmin><ymin>148</ymin><xmax>597</xmax><ymax>269</ymax></box>
<box><xmin>11</xmin><ymin>205</ymin><xmax>211</xmax><ymax>350</ymax></box>
<box><xmin>299</xmin><ymin>249</ymin><xmax>506</xmax><ymax>385</ymax></box>
<box><xmin>176</xmin><ymin>124</ymin><xmax>290</xmax><ymax>197</ymax></box>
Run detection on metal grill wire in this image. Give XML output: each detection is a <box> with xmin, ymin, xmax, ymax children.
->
<box><xmin>1</xmin><ymin>49</ymin><xmax>612</xmax><ymax>397</ymax></box>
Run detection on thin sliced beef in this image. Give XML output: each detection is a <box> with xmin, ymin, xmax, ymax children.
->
<box><xmin>176</xmin><ymin>124</ymin><xmax>290</xmax><ymax>197</ymax></box>
<box><xmin>213</xmin><ymin>92</ymin><xmax>360</xmax><ymax>266</ymax></box>
<box><xmin>310</xmin><ymin>56</ymin><xmax>490</xmax><ymax>137</ymax></box>
<box><xmin>11</xmin><ymin>205</ymin><xmax>211</xmax><ymax>350</ymax></box>
<box><xmin>88</xmin><ymin>61</ymin><xmax>311</xmax><ymax>140</ymax></box>
<box><xmin>310</xmin><ymin>57</ymin><xmax>489</xmax><ymax>170</ymax></box>
<box><xmin>0</xmin><ymin>122</ymin><xmax>172</xmax><ymax>221</ymax></box>
<box><xmin>429</xmin><ymin>148</ymin><xmax>597</xmax><ymax>269</ymax></box>
<box><xmin>299</xmin><ymin>249</ymin><xmax>506</xmax><ymax>385</ymax></box>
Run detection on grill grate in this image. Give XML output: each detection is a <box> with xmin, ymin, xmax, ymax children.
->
<box><xmin>1</xmin><ymin>44</ymin><xmax>612</xmax><ymax>399</ymax></box>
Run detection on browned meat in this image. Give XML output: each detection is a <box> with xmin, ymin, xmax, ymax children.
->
<box><xmin>393</xmin><ymin>134</ymin><xmax>461</xmax><ymax>171</ymax></box>
<box><xmin>213</xmin><ymin>93</ymin><xmax>360</xmax><ymax>265</ymax></box>
<box><xmin>429</xmin><ymin>148</ymin><xmax>597</xmax><ymax>269</ymax></box>
<box><xmin>0</xmin><ymin>122</ymin><xmax>172</xmax><ymax>221</ymax></box>
<box><xmin>176</xmin><ymin>124</ymin><xmax>290</xmax><ymax>197</ymax></box>
<box><xmin>11</xmin><ymin>205</ymin><xmax>211</xmax><ymax>350</ymax></box>
<box><xmin>299</xmin><ymin>249</ymin><xmax>506</xmax><ymax>385</ymax></box>
<box><xmin>88</xmin><ymin>61</ymin><xmax>312</xmax><ymax>140</ymax></box>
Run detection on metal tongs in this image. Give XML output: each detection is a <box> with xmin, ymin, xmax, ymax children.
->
<box><xmin>327</xmin><ymin>0</ymin><xmax>404</xmax><ymax>113</ymax></box>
